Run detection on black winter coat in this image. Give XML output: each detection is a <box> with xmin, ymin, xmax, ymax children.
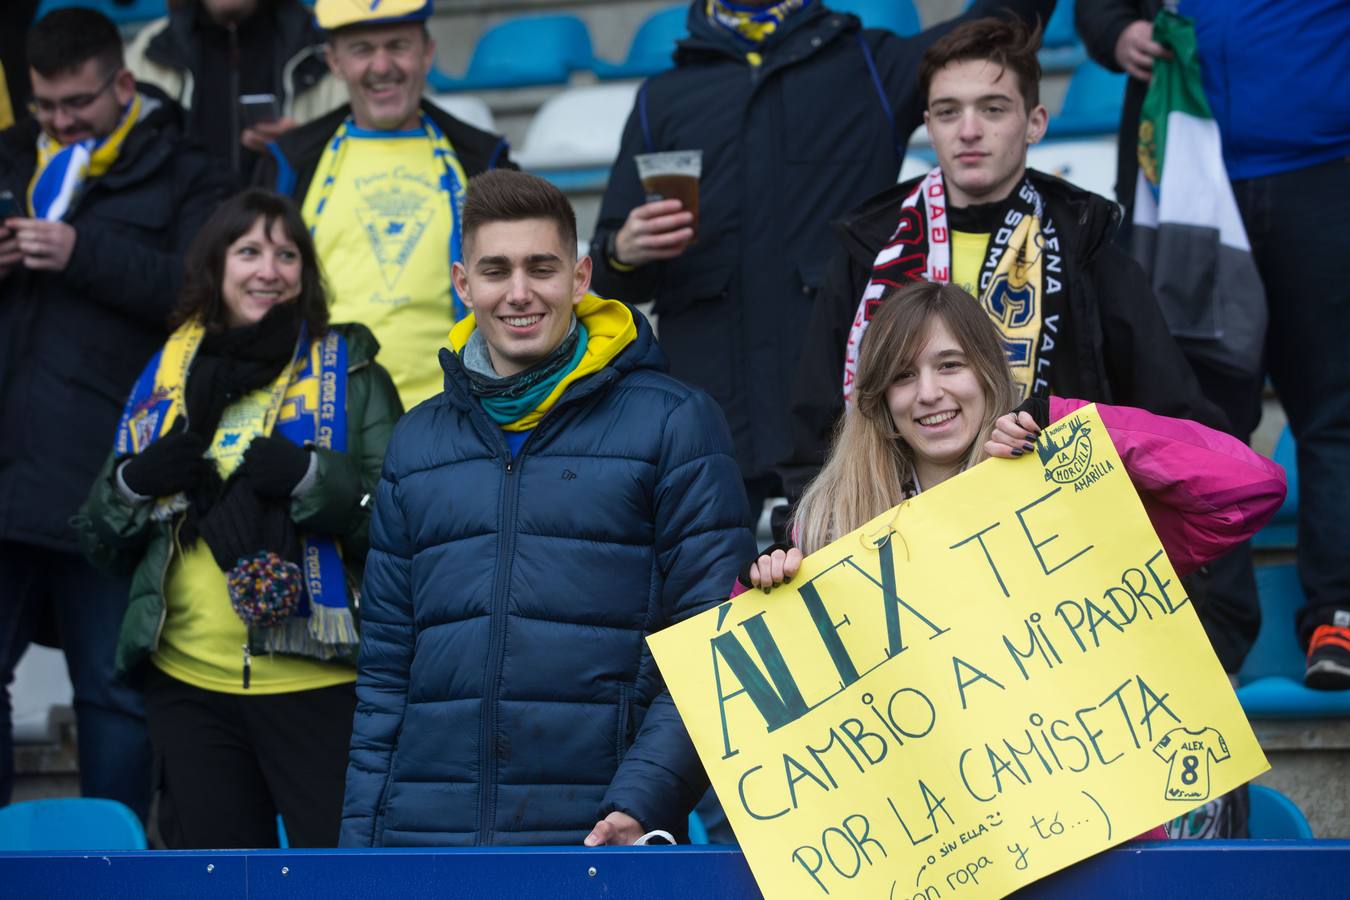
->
<box><xmin>254</xmin><ymin>98</ymin><xmax>516</xmax><ymax>200</ymax></box>
<box><xmin>782</xmin><ymin>168</ymin><xmax>1226</xmax><ymax>500</ymax></box>
<box><xmin>590</xmin><ymin>0</ymin><xmax>1054</xmax><ymax>484</ymax></box>
<box><xmin>0</xmin><ymin>90</ymin><xmax>235</xmax><ymax>551</ymax></box>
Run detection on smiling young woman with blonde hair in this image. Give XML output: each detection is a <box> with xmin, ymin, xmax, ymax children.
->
<box><xmin>793</xmin><ymin>282</ymin><xmax>1015</xmax><ymax>555</ymax></box>
<box><xmin>750</xmin><ymin>282</ymin><xmax>1285</xmax><ymax>591</ymax></box>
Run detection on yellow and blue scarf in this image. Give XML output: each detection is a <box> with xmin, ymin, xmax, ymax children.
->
<box><xmin>116</xmin><ymin>320</ymin><xmax>358</xmax><ymax>658</ymax></box>
<box><xmin>306</xmin><ymin>111</ymin><xmax>471</xmax><ymax>318</ymax></box>
<box><xmin>28</xmin><ymin>93</ymin><xmax>143</xmax><ymax>221</ymax></box>
<box><xmin>706</xmin><ymin>0</ymin><xmax>813</xmax><ymax>64</ymax></box>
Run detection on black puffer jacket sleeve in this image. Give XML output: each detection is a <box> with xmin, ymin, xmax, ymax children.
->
<box><xmin>1076</xmin><ymin>0</ymin><xmax>1156</xmax><ymax>73</ymax></box>
<box><xmin>590</xmin><ymin>97</ymin><xmax>663</xmax><ymax>305</ymax></box>
<box><xmin>779</xmin><ymin>243</ymin><xmax>867</xmax><ymax>504</ymax></box>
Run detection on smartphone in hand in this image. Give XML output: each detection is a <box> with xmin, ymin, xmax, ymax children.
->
<box><xmin>238</xmin><ymin>94</ymin><xmax>280</xmax><ymax>128</ymax></box>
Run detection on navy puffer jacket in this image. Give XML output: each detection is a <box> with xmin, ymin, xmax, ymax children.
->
<box><xmin>340</xmin><ymin>305</ymin><xmax>755</xmax><ymax>846</ymax></box>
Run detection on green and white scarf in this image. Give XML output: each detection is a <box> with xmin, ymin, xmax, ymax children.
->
<box><xmin>1132</xmin><ymin>9</ymin><xmax>1266</xmax><ymax>378</ymax></box>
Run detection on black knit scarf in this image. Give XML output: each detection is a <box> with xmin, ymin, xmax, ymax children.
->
<box><xmin>180</xmin><ymin>303</ymin><xmax>303</xmax><ymax>571</ymax></box>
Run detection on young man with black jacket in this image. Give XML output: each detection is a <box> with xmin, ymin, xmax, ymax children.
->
<box><xmin>785</xmin><ymin>17</ymin><xmax>1223</xmax><ymax>508</ymax></box>
<box><xmin>255</xmin><ymin>0</ymin><xmax>515</xmax><ymax>410</ymax></box>
<box><xmin>0</xmin><ymin>7</ymin><xmax>232</xmax><ymax>818</ymax></box>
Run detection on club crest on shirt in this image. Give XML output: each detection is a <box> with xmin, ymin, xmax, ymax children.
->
<box><xmin>355</xmin><ymin>167</ymin><xmax>437</xmax><ymax>290</ymax></box>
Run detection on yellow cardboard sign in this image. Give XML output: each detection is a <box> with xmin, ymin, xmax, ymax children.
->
<box><xmin>649</xmin><ymin>405</ymin><xmax>1267</xmax><ymax>899</ymax></box>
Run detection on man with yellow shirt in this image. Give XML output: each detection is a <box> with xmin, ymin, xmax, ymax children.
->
<box><xmin>256</xmin><ymin>0</ymin><xmax>515</xmax><ymax>409</ymax></box>
<box><xmin>341</xmin><ymin>170</ymin><xmax>754</xmax><ymax>847</ymax></box>
<box><xmin>786</xmin><ymin>16</ymin><xmax>1224</xmax><ymax>502</ymax></box>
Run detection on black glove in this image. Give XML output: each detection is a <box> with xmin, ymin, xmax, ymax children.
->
<box><xmin>1012</xmin><ymin>395</ymin><xmax>1051</xmax><ymax>429</ymax></box>
<box><xmin>737</xmin><ymin>541</ymin><xmax>795</xmax><ymax>590</ymax></box>
<box><xmin>238</xmin><ymin>435</ymin><xmax>311</xmax><ymax>500</ymax></box>
<box><xmin>121</xmin><ymin>431</ymin><xmax>212</xmax><ymax>499</ymax></box>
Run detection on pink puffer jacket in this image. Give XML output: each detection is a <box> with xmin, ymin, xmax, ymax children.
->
<box><xmin>1052</xmin><ymin>398</ymin><xmax>1287</xmax><ymax>577</ymax></box>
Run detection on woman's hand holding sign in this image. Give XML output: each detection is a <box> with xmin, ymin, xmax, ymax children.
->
<box><xmin>985</xmin><ymin>411</ymin><xmax>1041</xmax><ymax>459</ymax></box>
<box><xmin>749</xmin><ymin>546</ymin><xmax>803</xmax><ymax>591</ymax></box>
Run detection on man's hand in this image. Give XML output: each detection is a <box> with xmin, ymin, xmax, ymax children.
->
<box><xmin>241</xmin><ymin>116</ymin><xmax>298</xmax><ymax>154</ymax></box>
<box><xmin>613</xmin><ymin>199</ymin><xmax>694</xmax><ymax>267</ymax></box>
<box><xmin>1114</xmin><ymin>20</ymin><xmax>1171</xmax><ymax>81</ymax></box>
<box><xmin>584</xmin><ymin>811</ymin><xmax>645</xmax><ymax>846</ymax></box>
<box><xmin>0</xmin><ymin>223</ymin><xmax>22</xmax><ymax>281</ymax></box>
<box><xmin>9</xmin><ymin>218</ymin><xmax>77</xmax><ymax>272</ymax></box>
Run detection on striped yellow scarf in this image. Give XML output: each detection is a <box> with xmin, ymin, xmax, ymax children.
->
<box><xmin>706</xmin><ymin>0</ymin><xmax>812</xmax><ymax>65</ymax></box>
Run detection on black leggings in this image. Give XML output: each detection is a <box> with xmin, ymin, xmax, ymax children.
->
<box><xmin>145</xmin><ymin>666</ymin><xmax>355</xmax><ymax>849</ymax></box>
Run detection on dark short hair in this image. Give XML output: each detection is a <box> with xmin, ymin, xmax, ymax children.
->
<box><xmin>27</xmin><ymin>8</ymin><xmax>124</xmax><ymax>79</ymax></box>
<box><xmin>919</xmin><ymin>16</ymin><xmax>1042</xmax><ymax>112</ymax></box>
<box><xmin>171</xmin><ymin>189</ymin><xmax>330</xmax><ymax>335</ymax></box>
<box><xmin>462</xmin><ymin>170</ymin><xmax>578</xmax><ymax>257</ymax></box>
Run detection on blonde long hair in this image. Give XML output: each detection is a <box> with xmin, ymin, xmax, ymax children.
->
<box><xmin>792</xmin><ymin>282</ymin><xmax>1018</xmax><ymax>554</ymax></box>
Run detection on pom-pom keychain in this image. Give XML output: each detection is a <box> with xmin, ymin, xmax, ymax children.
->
<box><xmin>227</xmin><ymin>550</ymin><xmax>303</xmax><ymax>627</ymax></box>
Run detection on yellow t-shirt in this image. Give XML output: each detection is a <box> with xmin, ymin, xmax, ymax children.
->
<box><xmin>951</xmin><ymin>230</ymin><xmax>988</xmax><ymax>298</ymax></box>
<box><xmin>305</xmin><ymin>128</ymin><xmax>454</xmax><ymax>409</ymax></box>
<box><xmin>151</xmin><ymin>386</ymin><xmax>355</xmax><ymax>695</ymax></box>
<box><xmin>950</xmin><ymin>228</ymin><xmax>1045</xmax><ymax>399</ymax></box>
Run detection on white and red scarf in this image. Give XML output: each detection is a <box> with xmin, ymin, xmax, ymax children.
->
<box><xmin>843</xmin><ymin>168</ymin><xmax>1064</xmax><ymax>403</ymax></box>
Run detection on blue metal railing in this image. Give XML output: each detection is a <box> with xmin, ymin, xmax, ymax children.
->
<box><xmin>2</xmin><ymin>841</ymin><xmax>1348</xmax><ymax>899</ymax></box>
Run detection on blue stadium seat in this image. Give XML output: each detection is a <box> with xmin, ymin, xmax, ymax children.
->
<box><xmin>1235</xmin><ymin>564</ymin><xmax>1350</xmax><ymax>717</ymax></box>
<box><xmin>1044</xmin><ymin>60</ymin><xmax>1127</xmax><ymax>139</ymax></box>
<box><xmin>1248</xmin><ymin>785</ymin><xmax>1315</xmax><ymax>839</ymax></box>
<box><xmin>1039</xmin><ymin>0</ymin><xmax>1087</xmax><ymax>72</ymax></box>
<box><xmin>36</xmin><ymin>0</ymin><xmax>166</xmax><ymax>27</ymax></box>
<box><xmin>1253</xmin><ymin>425</ymin><xmax>1298</xmax><ymax>549</ymax></box>
<box><xmin>0</xmin><ymin>798</ymin><xmax>146</xmax><ymax>850</ymax></box>
<box><xmin>830</xmin><ymin>0</ymin><xmax>921</xmax><ymax>35</ymax></box>
<box><xmin>429</xmin><ymin>15</ymin><xmax>595</xmax><ymax>92</ymax></box>
<box><xmin>595</xmin><ymin>5</ymin><xmax>687</xmax><ymax>80</ymax></box>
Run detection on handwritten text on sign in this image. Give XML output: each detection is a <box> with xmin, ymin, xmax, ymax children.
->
<box><xmin>649</xmin><ymin>406</ymin><xmax>1267</xmax><ymax>899</ymax></box>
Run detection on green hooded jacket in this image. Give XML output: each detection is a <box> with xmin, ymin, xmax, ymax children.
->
<box><xmin>72</xmin><ymin>322</ymin><xmax>403</xmax><ymax>681</ymax></box>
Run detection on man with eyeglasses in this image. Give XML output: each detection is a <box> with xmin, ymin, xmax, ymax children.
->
<box><xmin>0</xmin><ymin>7</ymin><xmax>231</xmax><ymax>819</ymax></box>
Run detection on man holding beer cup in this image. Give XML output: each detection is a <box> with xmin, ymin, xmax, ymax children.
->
<box><xmin>590</xmin><ymin>0</ymin><xmax>1053</xmax><ymax>537</ymax></box>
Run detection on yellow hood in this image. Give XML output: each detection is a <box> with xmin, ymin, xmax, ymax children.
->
<box><xmin>449</xmin><ymin>293</ymin><xmax>637</xmax><ymax>431</ymax></box>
